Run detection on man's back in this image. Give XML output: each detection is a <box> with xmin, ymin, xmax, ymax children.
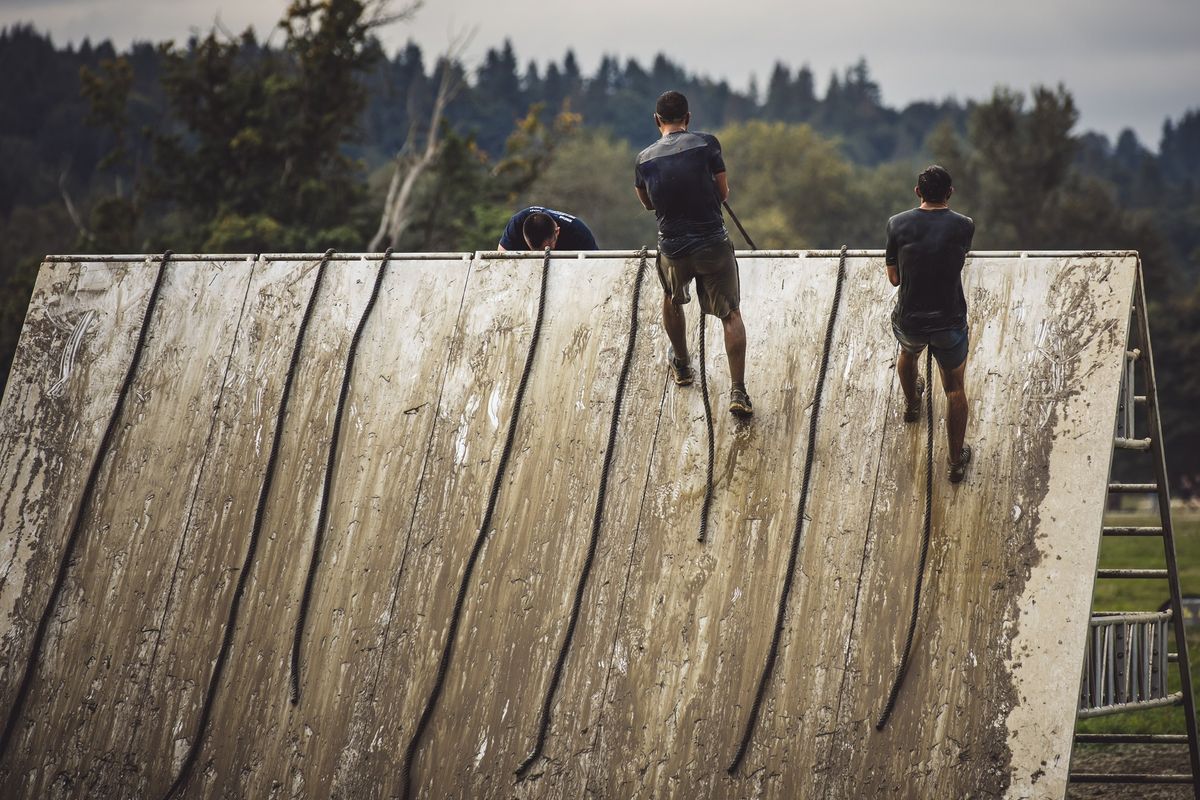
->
<box><xmin>499</xmin><ymin>206</ymin><xmax>598</xmax><ymax>251</ymax></box>
<box><xmin>886</xmin><ymin>208</ymin><xmax>975</xmax><ymax>333</ymax></box>
<box><xmin>635</xmin><ymin>131</ymin><xmax>726</xmax><ymax>256</ymax></box>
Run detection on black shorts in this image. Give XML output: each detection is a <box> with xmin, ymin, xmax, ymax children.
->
<box><xmin>656</xmin><ymin>238</ymin><xmax>740</xmax><ymax>318</ymax></box>
<box><xmin>892</xmin><ymin>322</ymin><xmax>969</xmax><ymax>370</ymax></box>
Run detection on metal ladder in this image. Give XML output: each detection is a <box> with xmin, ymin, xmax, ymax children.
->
<box><xmin>1069</xmin><ymin>266</ymin><xmax>1200</xmax><ymax>794</ymax></box>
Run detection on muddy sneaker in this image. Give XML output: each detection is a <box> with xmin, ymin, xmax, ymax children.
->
<box><xmin>669</xmin><ymin>349</ymin><xmax>694</xmax><ymax>386</ymax></box>
<box><xmin>948</xmin><ymin>444</ymin><xmax>972</xmax><ymax>484</ymax></box>
<box><xmin>729</xmin><ymin>386</ymin><xmax>754</xmax><ymax>418</ymax></box>
<box><xmin>903</xmin><ymin>375</ymin><xmax>925</xmax><ymax>423</ymax></box>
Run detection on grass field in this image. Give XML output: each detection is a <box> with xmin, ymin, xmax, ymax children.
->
<box><xmin>1077</xmin><ymin>509</ymin><xmax>1200</xmax><ymax>736</ymax></box>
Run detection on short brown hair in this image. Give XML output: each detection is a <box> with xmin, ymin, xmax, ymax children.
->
<box><xmin>917</xmin><ymin>165</ymin><xmax>953</xmax><ymax>203</ymax></box>
<box><xmin>522</xmin><ymin>212</ymin><xmax>557</xmax><ymax>248</ymax></box>
<box><xmin>655</xmin><ymin>90</ymin><xmax>688</xmax><ymax>123</ymax></box>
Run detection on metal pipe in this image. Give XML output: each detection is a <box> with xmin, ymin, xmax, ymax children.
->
<box><xmin>1091</xmin><ymin>611</ymin><xmax>1172</xmax><ymax>624</ymax></box>
<box><xmin>1075</xmin><ymin>733</ymin><xmax>1190</xmax><ymax>744</ymax></box>
<box><xmin>1078</xmin><ymin>691</ymin><xmax>1184</xmax><ymax>718</ymax></box>
<box><xmin>1102</xmin><ymin>527</ymin><xmax>1165</xmax><ymax>537</ymax></box>
<box><xmin>1108</xmin><ymin>483</ymin><xmax>1159</xmax><ymax>493</ymax></box>
<box><xmin>42</xmin><ymin>248</ymin><xmax>1145</xmax><ymax>263</ymax></box>
<box><xmin>1070</xmin><ymin>772</ymin><xmax>1195</xmax><ymax>784</ymax></box>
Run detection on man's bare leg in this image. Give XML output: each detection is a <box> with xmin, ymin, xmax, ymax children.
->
<box><xmin>897</xmin><ymin>349</ymin><xmax>919</xmax><ymax>407</ymax></box>
<box><xmin>720</xmin><ymin>308</ymin><xmax>747</xmax><ymax>387</ymax></box>
<box><xmin>940</xmin><ymin>360</ymin><xmax>969</xmax><ymax>460</ymax></box>
<box><xmin>663</xmin><ymin>293</ymin><xmax>689</xmax><ymax>361</ymax></box>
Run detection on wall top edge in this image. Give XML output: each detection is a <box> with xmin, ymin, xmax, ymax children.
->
<box><xmin>41</xmin><ymin>250</ymin><xmax>1141</xmax><ymax>264</ymax></box>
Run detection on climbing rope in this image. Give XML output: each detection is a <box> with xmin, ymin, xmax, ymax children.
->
<box><xmin>728</xmin><ymin>245</ymin><xmax>848</xmax><ymax>775</ymax></box>
<box><xmin>875</xmin><ymin>347</ymin><xmax>935</xmax><ymax>730</ymax></box>
<box><xmin>723</xmin><ymin>201</ymin><xmax>758</xmax><ymax>250</ymax></box>
<box><xmin>401</xmin><ymin>248</ymin><xmax>552</xmax><ymax>800</ymax></box>
<box><xmin>290</xmin><ymin>248</ymin><xmax>394</xmax><ymax>705</ymax></box>
<box><xmin>0</xmin><ymin>251</ymin><xmax>173</xmax><ymax>763</ymax></box>
<box><xmin>161</xmin><ymin>249</ymin><xmax>335</xmax><ymax>800</ymax></box>
<box><xmin>696</xmin><ymin>309</ymin><xmax>716</xmax><ymax>544</ymax></box>
<box><xmin>514</xmin><ymin>248</ymin><xmax>648</xmax><ymax>780</ymax></box>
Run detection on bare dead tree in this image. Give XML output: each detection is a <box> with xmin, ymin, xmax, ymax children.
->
<box><xmin>363</xmin><ymin>0</ymin><xmax>424</xmax><ymax>29</ymax></box>
<box><xmin>58</xmin><ymin>167</ymin><xmax>93</xmax><ymax>243</ymax></box>
<box><xmin>369</xmin><ymin>31</ymin><xmax>472</xmax><ymax>252</ymax></box>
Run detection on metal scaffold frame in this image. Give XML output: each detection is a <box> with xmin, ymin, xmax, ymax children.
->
<box><xmin>1070</xmin><ymin>260</ymin><xmax>1200</xmax><ymax>795</ymax></box>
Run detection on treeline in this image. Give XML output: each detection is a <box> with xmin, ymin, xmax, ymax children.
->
<box><xmin>1</xmin><ymin>6</ymin><xmax>1199</xmax><ymax>483</ymax></box>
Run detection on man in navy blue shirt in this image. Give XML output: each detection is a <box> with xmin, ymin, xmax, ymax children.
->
<box><xmin>497</xmin><ymin>206</ymin><xmax>599</xmax><ymax>251</ymax></box>
<box><xmin>635</xmin><ymin>91</ymin><xmax>751</xmax><ymax>417</ymax></box>
<box><xmin>885</xmin><ymin>165</ymin><xmax>976</xmax><ymax>482</ymax></box>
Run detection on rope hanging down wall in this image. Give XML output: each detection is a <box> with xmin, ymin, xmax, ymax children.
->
<box><xmin>400</xmin><ymin>249</ymin><xmax>552</xmax><ymax>800</ymax></box>
<box><xmin>515</xmin><ymin>248</ymin><xmax>649</xmax><ymax>779</ymax></box>
<box><xmin>290</xmin><ymin>248</ymin><xmax>394</xmax><ymax>705</ymax></box>
<box><xmin>160</xmin><ymin>249</ymin><xmax>336</xmax><ymax>800</ymax></box>
<box><xmin>728</xmin><ymin>245</ymin><xmax>848</xmax><ymax>775</ymax></box>
<box><xmin>697</xmin><ymin>309</ymin><xmax>716</xmax><ymax>544</ymax></box>
<box><xmin>876</xmin><ymin>347</ymin><xmax>935</xmax><ymax>730</ymax></box>
<box><xmin>0</xmin><ymin>251</ymin><xmax>173</xmax><ymax>763</ymax></box>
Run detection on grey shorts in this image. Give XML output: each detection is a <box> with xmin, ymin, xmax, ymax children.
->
<box><xmin>656</xmin><ymin>238</ymin><xmax>741</xmax><ymax>319</ymax></box>
<box><xmin>892</xmin><ymin>322</ymin><xmax>970</xmax><ymax>370</ymax></box>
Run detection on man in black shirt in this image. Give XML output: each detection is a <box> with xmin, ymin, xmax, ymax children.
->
<box><xmin>635</xmin><ymin>90</ymin><xmax>752</xmax><ymax>417</ymax></box>
<box><xmin>497</xmin><ymin>206</ymin><xmax>599</xmax><ymax>251</ymax></box>
<box><xmin>885</xmin><ymin>165</ymin><xmax>976</xmax><ymax>482</ymax></box>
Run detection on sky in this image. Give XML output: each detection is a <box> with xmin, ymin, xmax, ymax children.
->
<box><xmin>2</xmin><ymin>0</ymin><xmax>1198</xmax><ymax>149</ymax></box>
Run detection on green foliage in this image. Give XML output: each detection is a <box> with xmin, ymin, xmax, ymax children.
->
<box><xmin>948</xmin><ymin>85</ymin><xmax>1082</xmax><ymax>247</ymax></box>
<box><xmin>396</xmin><ymin>104</ymin><xmax>582</xmax><ymax>251</ymax></box>
<box><xmin>144</xmin><ymin>0</ymin><xmax>382</xmax><ymax>250</ymax></box>
<box><xmin>716</xmin><ymin>120</ymin><xmax>877</xmax><ymax>248</ymax></box>
<box><xmin>80</xmin><ymin>56</ymin><xmax>133</xmax><ymax>172</ymax></box>
<box><xmin>518</xmin><ymin>129</ymin><xmax>656</xmax><ymax>249</ymax></box>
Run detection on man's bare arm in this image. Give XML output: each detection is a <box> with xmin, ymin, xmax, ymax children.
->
<box><xmin>635</xmin><ymin>185</ymin><xmax>654</xmax><ymax>210</ymax></box>
<box><xmin>714</xmin><ymin>171</ymin><xmax>730</xmax><ymax>202</ymax></box>
<box><xmin>497</xmin><ymin>243</ymin><xmax>508</xmax><ymax>251</ymax></box>
<box><xmin>886</xmin><ymin>264</ymin><xmax>900</xmax><ymax>286</ymax></box>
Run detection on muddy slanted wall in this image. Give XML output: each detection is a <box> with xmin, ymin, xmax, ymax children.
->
<box><xmin>0</xmin><ymin>252</ymin><xmax>1135</xmax><ymax>799</ymax></box>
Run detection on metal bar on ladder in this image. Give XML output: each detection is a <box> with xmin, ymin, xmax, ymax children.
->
<box><xmin>1070</xmin><ymin>772</ymin><xmax>1196</xmax><ymax>784</ymax></box>
<box><xmin>1109</xmin><ymin>483</ymin><xmax>1159</xmax><ymax>493</ymax></box>
<box><xmin>1097</xmin><ymin>568</ymin><xmax>1169</xmax><ymax>579</ymax></box>
<box><xmin>1076</xmin><ymin>733</ymin><xmax>1190</xmax><ymax>744</ymax></box>
<box><xmin>1102</xmin><ymin>526</ymin><xmax>1164</xmax><ymax>537</ymax></box>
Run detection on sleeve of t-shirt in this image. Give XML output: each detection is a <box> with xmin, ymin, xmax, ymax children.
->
<box><xmin>706</xmin><ymin>134</ymin><xmax>726</xmax><ymax>175</ymax></box>
<box><xmin>964</xmin><ymin>217</ymin><xmax>976</xmax><ymax>251</ymax></box>
<box><xmin>634</xmin><ymin>161</ymin><xmax>645</xmax><ymax>189</ymax></box>
<box><xmin>885</xmin><ymin>217</ymin><xmax>899</xmax><ymax>266</ymax></box>
<box><xmin>498</xmin><ymin>211</ymin><xmax>524</xmax><ymax>249</ymax></box>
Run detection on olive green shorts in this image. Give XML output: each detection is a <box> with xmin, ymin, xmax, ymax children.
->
<box><xmin>656</xmin><ymin>237</ymin><xmax>741</xmax><ymax>319</ymax></box>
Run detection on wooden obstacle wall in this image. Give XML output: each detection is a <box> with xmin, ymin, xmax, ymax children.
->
<box><xmin>0</xmin><ymin>251</ymin><xmax>1136</xmax><ymax>798</ymax></box>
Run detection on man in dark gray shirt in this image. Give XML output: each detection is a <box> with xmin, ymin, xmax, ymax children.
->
<box><xmin>885</xmin><ymin>165</ymin><xmax>975</xmax><ymax>482</ymax></box>
<box><xmin>635</xmin><ymin>90</ymin><xmax>752</xmax><ymax>418</ymax></box>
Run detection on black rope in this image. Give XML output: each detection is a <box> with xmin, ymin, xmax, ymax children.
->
<box><xmin>875</xmin><ymin>347</ymin><xmax>934</xmax><ymax>730</ymax></box>
<box><xmin>723</xmin><ymin>200</ymin><xmax>758</xmax><ymax>250</ymax></box>
<box><xmin>290</xmin><ymin>248</ymin><xmax>394</xmax><ymax>705</ymax></box>
<box><xmin>400</xmin><ymin>248</ymin><xmax>552</xmax><ymax>800</ymax></box>
<box><xmin>697</xmin><ymin>309</ymin><xmax>716</xmax><ymax>544</ymax></box>
<box><xmin>514</xmin><ymin>248</ymin><xmax>648</xmax><ymax>780</ymax></box>
<box><xmin>728</xmin><ymin>245</ymin><xmax>848</xmax><ymax>775</ymax></box>
<box><xmin>0</xmin><ymin>251</ymin><xmax>173</xmax><ymax>763</ymax></box>
<box><xmin>160</xmin><ymin>249</ymin><xmax>335</xmax><ymax>800</ymax></box>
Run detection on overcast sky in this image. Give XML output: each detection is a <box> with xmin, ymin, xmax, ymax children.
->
<box><xmin>2</xmin><ymin>0</ymin><xmax>1197</xmax><ymax>149</ymax></box>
